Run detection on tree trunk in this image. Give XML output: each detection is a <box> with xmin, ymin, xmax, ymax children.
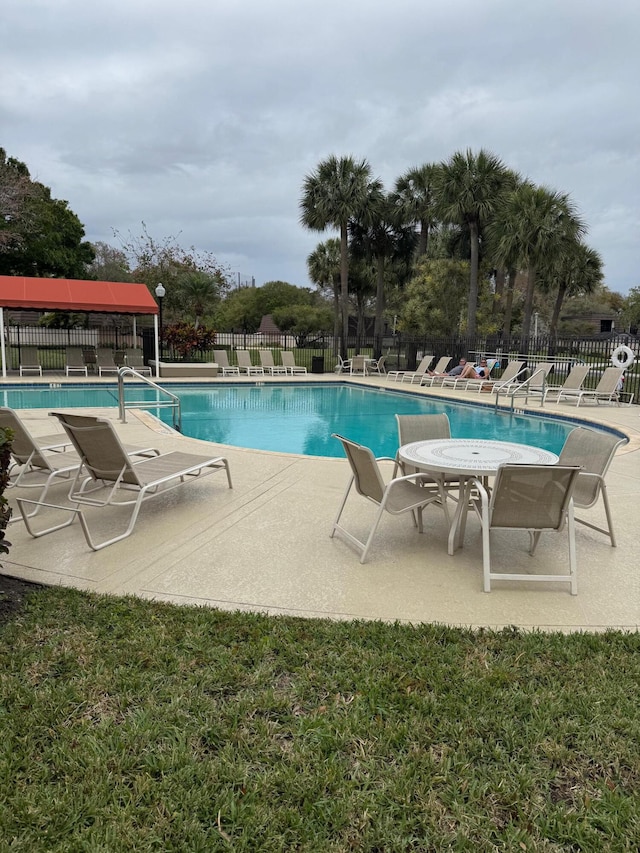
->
<box><xmin>467</xmin><ymin>220</ymin><xmax>479</xmax><ymax>338</ymax></box>
<box><xmin>521</xmin><ymin>266</ymin><xmax>536</xmax><ymax>342</ymax></box>
<box><xmin>417</xmin><ymin>219</ymin><xmax>429</xmax><ymax>257</ymax></box>
<box><xmin>549</xmin><ymin>280</ymin><xmax>567</xmax><ymax>340</ymax></box>
<box><xmin>501</xmin><ymin>269</ymin><xmax>516</xmax><ymax>346</ymax></box>
<box><xmin>373</xmin><ymin>255</ymin><xmax>385</xmax><ymax>358</ymax></box>
<box><xmin>340</xmin><ymin>222</ymin><xmax>349</xmax><ymax>359</ymax></box>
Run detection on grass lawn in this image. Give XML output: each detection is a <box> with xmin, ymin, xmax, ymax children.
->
<box><xmin>1</xmin><ymin>583</ymin><xmax>639</xmax><ymax>852</ymax></box>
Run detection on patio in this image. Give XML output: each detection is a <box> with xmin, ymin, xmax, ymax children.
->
<box><xmin>2</xmin><ymin>374</ymin><xmax>639</xmax><ymax>632</ymax></box>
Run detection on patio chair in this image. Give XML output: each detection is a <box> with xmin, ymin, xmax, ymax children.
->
<box><xmin>96</xmin><ymin>348</ymin><xmax>119</xmax><ymax>376</ymax></box>
<box><xmin>557</xmin><ymin>427</ymin><xmax>627</xmax><ymax>546</ymax></box>
<box><xmin>236</xmin><ymin>350</ymin><xmax>264</xmax><ymax>375</ymax></box>
<box><xmin>65</xmin><ymin>347</ymin><xmax>88</xmax><ymax>376</ymax></box>
<box><xmin>394</xmin><ymin>413</ymin><xmax>460</xmax><ymax>525</ymax></box>
<box><xmin>259</xmin><ymin>350</ymin><xmax>287</xmax><ymax>375</ymax></box>
<box><xmin>387</xmin><ymin>354</ymin><xmax>433</xmax><ymax>383</ymax></box>
<box><xmin>281</xmin><ymin>351</ymin><xmax>307</xmax><ymax>374</ymax></box>
<box><xmin>18</xmin><ymin>412</ymin><xmax>232</xmax><ymax>550</ymax></box>
<box><xmin>334</xmin><ymin>355</ymin><xmax>352</xmax><ymax>374</ymax></box>
<box><xmin>556</xmin><ymin>366</ymin><xmax>626</xmax><ymax>407</ymax></box>
<box><xmin>367</xmin><ymin>355</ymin><xmax>386</xmax><ymax>375</ymax></box>
<box><xmin>214</xmin><ymin>350</ymin><xmax>240</xmax><ymax>376</ymax></box>
<box><xmin>544</xmin><ymin>364</ymin><xmax>591</xmax><ymax>404</ymax></box>
<box><xmin>124</xmin><ymin>348</ymin><xmax>152</xmax><ymax>376</ymax></box>
<box><xmin>459</xmin><ymin>463</ymin><xmax>582</xmax><ymax>594</ymax></box>
<box><xmin>330</xmin><ymin>434</ymin><xmax>442</xmax><ymax>563</ymax></box>
<box><xmin>419</xmin><ymin>356</ymin><xmax>453</xmax><ymax>386</ymax></box>
<box><xmin>350</xmin><ymin>355</ymin><xmax>367</xmax><ymax>376</ymax></box>
<box><xmin>1</xmin><ymin>407</ymin><xmax>158</xmax><ymax>519</ymax></box>
<box><xmin>19</xmin><ymin>347</ymin><xmax>43</xmax><ymax>376</ymax></box>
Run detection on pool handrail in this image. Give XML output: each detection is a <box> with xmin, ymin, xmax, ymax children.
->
<box><xmin>117</xmin><ymin>367</ymin><xmax>182</xmax><ymax>431</ymax></box>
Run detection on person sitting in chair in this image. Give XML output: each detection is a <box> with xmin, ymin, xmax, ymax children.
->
<box><xmin>428</xmin><ymin>357</ymin><xmax>468</xmax><ymax>377</ymax></box>
<box><xmin>458</xmin><ymin>358</ymin><xmax>490</xmax><ymax>380</ymax></box>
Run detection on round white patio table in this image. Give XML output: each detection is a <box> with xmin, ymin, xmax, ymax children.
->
<box><xmin>398</xmin><ymin>438</ymin><xmax>559</xmax><ymax>555</ymax></box>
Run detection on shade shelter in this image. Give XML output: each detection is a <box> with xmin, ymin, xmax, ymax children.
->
<box><xmin>0</xmin><ymin>275</ymin><xmax>160</xmax><ymax>379</ymax></box>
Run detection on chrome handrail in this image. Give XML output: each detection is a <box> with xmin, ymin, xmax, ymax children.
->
<box><xmin>494</xmin><ymin>368</ymin><xmax>547</xmax><ymax>411</ymax></box>
<box><xmin>117</xmin><ymin>367</ymin><xmax>182</xmax><ymax>431</ymax></box>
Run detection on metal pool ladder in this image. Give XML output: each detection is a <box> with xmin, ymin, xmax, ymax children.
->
<box><xmin>117</xmin><ymin>367</ymin><xmax>182</xmax><ymax>431</ymax></box>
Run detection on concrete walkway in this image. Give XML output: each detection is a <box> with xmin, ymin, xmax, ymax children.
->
<box><xmin>3</xmin><ymin>375</ymin><xmax>639</xmax><ymax>632</ymax></box>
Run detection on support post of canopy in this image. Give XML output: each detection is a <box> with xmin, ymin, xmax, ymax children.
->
<box><xmin>0</xmin><ymin>307</ymin><xmax>6</xmax><ymax>379</ymax></box>
<box><xmin>154</xmin><ymin>315</ymin><xmax>160</xmax><ymax>380</ymax></box>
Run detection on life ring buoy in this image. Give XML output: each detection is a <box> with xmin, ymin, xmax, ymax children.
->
<box><xmin>611</xmin><ymin>345</ymin><xmax>635</xmax><ymax>369</ymax></box>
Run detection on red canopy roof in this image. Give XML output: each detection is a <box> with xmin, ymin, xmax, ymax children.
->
<box><xmin>0</xmin><ymin>276</ymin><xmax>158</xmax><ymax>315</ymax></box>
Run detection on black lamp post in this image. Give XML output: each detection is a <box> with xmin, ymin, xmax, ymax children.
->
<box><xmin>155</xmin><ymin>283</ymin><xmax>165</xmax><ymax>357</ymax></box>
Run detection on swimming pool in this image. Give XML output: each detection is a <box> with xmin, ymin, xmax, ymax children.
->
<box><xmin>1</xmin><ymin>381</ymin><xmax>606</xmax><ymax>458</ymax></box>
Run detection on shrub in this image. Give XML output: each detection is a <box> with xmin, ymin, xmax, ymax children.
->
<box><xmin>163</xmin><ymin>323</ymin><xmax>216</xmax><ymax>361</ymax></box>
<box><xmin>0</xmin><ymin>427</ymin><xmax>13</xmax><ymax>560</ymax></box>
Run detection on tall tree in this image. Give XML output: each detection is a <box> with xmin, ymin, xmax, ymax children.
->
<box><xmin>0</xmin><ymin>149</ymin><xmax>94</xmax><ymax>278</ymax></box>
<box><xmin>437</xmin><ymin>149</ymin><xmax>510</xmax><ymax>337</ymax></box>
<box><xmin>88</xmin><ymin>242</ymin><xmax>132</xmax><ymax>282</ymax></box>
<box><xmin>300</xmin><ymin>155</ymin><xmax>382</xmax><ymax>357</ymax></box>
<box><xmin>489</xmin><ymin>183</ymin><xmax>586</xmax><ymax>339</ymax></box>
<box><xmin>350</xmin><ymin>193</ymin><xmax>416</xmax><ymax>356</ymax></box>
<box><xmin>0</xmin><ymin>148</ymin><xmax>37</xmax><ymax>250</ymax></box>
<box><xmin>546</xmin><ymin>243</ymin><xmax>603</xmax><ymax>339</ymax></box>
<box><xmin>307</xmin><ymin>239</ymin><xmax>341</xmax><ymax>343</ymax></box>
<box><xmin>392</xmin><ymin>163</ymin><xmax>441</xmax><ymax>258</ymax></box>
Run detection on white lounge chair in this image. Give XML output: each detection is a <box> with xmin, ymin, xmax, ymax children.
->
<box><xmin>544</xmin><ymin>365</ymin><xmax>591</xmax><ymax>404</ymax></box>
<box><xmin>65</xmin><ymin>347</ymin><xmax>88</xmax><ymax>376</ymax></box>
<box><xmin>124</xmin><ymin>349</ymin><xmax>152</xmax><ymax>376</ymax></box>
<box><xmin>492</xmin><ymin>362</ymin><xmax>554</xmax><ymax>403</ymax></box>
<box><xmin>214</xmin><ymin>350</ymin><xmax>240</xmax><ymax>376</ymax></box>
<box><xmin>556</xmin><ymin>367</ymin><xmax>627</xmax><ymax>407</ymax></box>
<box><xmin>387</xmin><ymin>355</ymin><xmax>432</xmax><ymax>383</ymax></box>
<box><xmin>2</xmin><ymin>407</ymin><xmax>158</xmax><ymax>521</ymax></box>
<box><xmin>236</xmin><ymin>350</ymin><xmax>264</xmax><ymax>375</ymax></box>
<box><xmin>419</xmin><ymin>356</ymin><xmax>453</xmax><ymax>386</ymax></box>
<box><xmin>459</xmin><ymin>463</ymin><xmax>582</xmax><ymax>594</ymax></box>
<box><xmin>330</xmin><ymin>434</ymin><xmax>442</xmax><ymax>563</ymax></box>
<box><xmin>18</xmin><ymin>412</ymin><xmax>231</xmax><ymax>550</ymax></box>
<box><xmin>259</xmin><ymin>350</ymin><xmax>287</xmax><ymax>375</ymax></box>
<box><xmin>480</xmin><ymin>360</ymin><xmax>526</xmax><ymax>393</ymax></box>
<box><xmin>96</xmin><ymin>348</ymin><xmax>119</xmax><ymax>376</ymax></box>
<box><xmin>280</xmin><ymin>351</ymin><xmax>307</xmax><ymax>374</ymax></box>
<box><xmin>19</xmin><ymin>347</ymin><xmax>43</xmax><ymax>376</ymax></box>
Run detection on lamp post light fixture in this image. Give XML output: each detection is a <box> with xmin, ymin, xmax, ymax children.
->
<box><xmin>155</xmin><ymin>283</ymin><xmax>166</xmax><ymax>356</ymax></box>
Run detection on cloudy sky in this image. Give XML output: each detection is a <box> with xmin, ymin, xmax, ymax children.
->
<box><xmin>2</xmin><ymin>0</ymin><xmax>638</xmax><ymax>294</ymax></box>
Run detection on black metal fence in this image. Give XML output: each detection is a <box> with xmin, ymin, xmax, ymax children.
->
<box><xmin>3</xmin><ymin>325</ymin><xmax>638</xmax><ymax>405</ymax></box>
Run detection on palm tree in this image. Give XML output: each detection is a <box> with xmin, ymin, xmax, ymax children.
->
<box><xmin>307</xmin><ymin>239</ymin><xmax>342</xmax><ymax>344</ymax></box>
<box><xmin>178</xmin><ymin>271</ymin><xmax>221</xmax><ymax>328</ymax></box>
<box><xmin>350</xmin><ymin>193</ymin><xmax>416</xmax><ymax>357</ymax></box>
<box><xmin>300</xmin><ymin>155</ymin><xmax>382</xmax><ymax>357</ymax></box>
<box><xmin>437</xmin><ymin>149</ymin><xmax>510</xmax><ymax>338</ymax></box>
<box><xmin>391</xmin><ymin>163</ymin><xmax>441</xmax><ymax>258</ymax></box>
<box><xmin>546</xmin><ymin>242</ymin><xmax>603</xmax><ymax>339</ymax></box>
<box><xmin>489</xmin><ymin>183</ymin><xmax>586</xmax><ymax>339</ymax></box>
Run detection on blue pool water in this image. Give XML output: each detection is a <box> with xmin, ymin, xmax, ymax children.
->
<box><xmin>1</xmin><ymin>381</ymin><xmax>593</xmax><ymax>458</ymax></box>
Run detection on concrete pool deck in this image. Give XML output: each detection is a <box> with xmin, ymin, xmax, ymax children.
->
<box><xmin>2</xmin><ymin>373</ymin><xmax>639</xmax><ymax>632</ymax></box>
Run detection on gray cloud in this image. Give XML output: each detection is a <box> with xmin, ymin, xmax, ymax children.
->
<box><xmin>2</xmin><ymin>0</ymin><xmax>638</xmax><ymax>292</ymax></box>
